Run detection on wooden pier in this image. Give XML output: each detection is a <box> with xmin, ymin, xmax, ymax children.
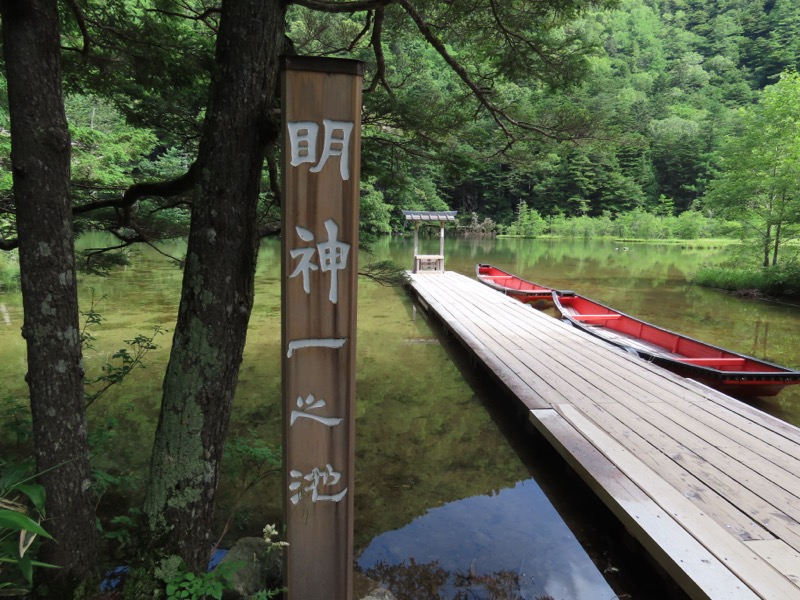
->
<box><xmin>407</xmin><ymin>270</ymin><xmax>800</xmax><ymax>600</ymax></box>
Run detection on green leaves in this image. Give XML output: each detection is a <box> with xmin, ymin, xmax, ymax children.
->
<box><xmin>0</xmin><ymin>510</ymin><xmax>50</xmax><ymax>542</ymax></box>
<box><xmin>0</xmin><ymin>461</ymin><xmax>59</xmax><ymax>589</ymax></box>
<box><xmin>85</xmin><ymin>324</ymin><xmax>166</xmax><ymax>408</ymax></box>
<box><xmin>163</xmin><ymin>560</ymin><xmax>245</xmax><ymax>600</ymax></box>
<box><xmin>67</xmin><ymin>94</ymin><xmax>158</xmax><ymax>190</ymax></box>
<box><xmin>705</xmin><ymin>71</ymin><xmax>800</xmax><ymax>266</ymax></box>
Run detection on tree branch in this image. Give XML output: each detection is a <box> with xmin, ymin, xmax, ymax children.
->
<box><xmin>72</xmin><ymin>163</ymin><xmax>197</xmax><ymax>217</ymax></box>
<box><xmin>488</xmin><ymin>0</ymin><xmax>555</xmax><ymax>72</ymax></box>
<box><xmin>0</xmin><ymin>166</ymin><xmax>198</xmax><ymax>251</ymax></box>
<box><xmin>396</xmin><ymin>0</ymin><xmax>586</xmax><ymax>143</ymax></box>
<box><xmin>366</xmin><ymin>7</ymin><xmax>390</xmax><ymax>93</ymax></box>
<box><xmin>395</xmin><ymin>0</ymin><xmax>512</xmax><ymax>136</ymax></box>
<box><xmin>347</xmin><ymin>9</ymin><xmax>373</xmax><ymax>52</ymax></box>
<box><xmin>289</xmin><ymin>0</ymin><xmax>391</xmax><ymax>13</ymax></box>
<box><xmin>145</xmin><ymin>5</ymin><xmax>221</xmax><ymax>33</ymax></box>
<box><xmin>82</xmin><ymin>233</ymin><xmax>182</xmax><ymax>268</ymax></box>
<box><xmin>63</xmin><ymin>0</ymin><xmax>92</xmax><ymax>56</ymax></box>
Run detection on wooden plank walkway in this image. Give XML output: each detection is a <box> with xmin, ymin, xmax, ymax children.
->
<box><xmin>406</xmin><ymin>270</ymin><xmax>800</xmax><ymax>600</ymax></box>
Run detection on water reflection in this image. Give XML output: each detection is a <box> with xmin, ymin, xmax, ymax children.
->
<box><xmin>357</xmin><ymin>479</ymin><xmax>616</xmax><ymax>600</ymax></box>
<box><xmin>3</xmin><ymin>235</ymin><xmax>800</xmax><ymax>598</ymax></box>
<box><xmin>396</xmin><ymin>236</ymin><xmax>800</xmax><ymax>422</ymax></box>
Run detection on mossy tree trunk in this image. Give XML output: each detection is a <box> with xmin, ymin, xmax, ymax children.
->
<box><xmin>0</xmin><ymin>0</ymin><xmax>97</xmax><ymax>596</ymax></box>
<box><xmin>138</xmin><ymin>0</ymin><xmax>286</xmax><ymax>576</ymax></box>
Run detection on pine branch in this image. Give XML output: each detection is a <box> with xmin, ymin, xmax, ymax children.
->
<box><xmin>366</xmin><ymin>7</ymin><xmax>390</xmax><ymax>93</ymax></box>
<box><xmin>63</xmin><ymin>0</ymin><xmax>92</xmax><ymax>55</ymax></box>
<box><xmin>396</xmin><ymin>0</ymin><xmax>590</xmax><ymax>143</ymax></box>
<box><xmin>289</xmin><ymin>0</ymin><xmax>391</xmax><ymax>13</ymax></box>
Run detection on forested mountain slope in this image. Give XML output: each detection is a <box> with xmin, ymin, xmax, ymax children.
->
<box><xmin>436</xmin><ymin>0</ymin><xmax>800</xmax><ymax>225</ymax></box>
<box><xmin>1</xmin><ymin>0</ymin><xmax>798</xmax><ymax>234</ymax></box>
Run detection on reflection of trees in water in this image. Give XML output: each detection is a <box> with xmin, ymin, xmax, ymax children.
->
<box><xmin>364</xmin><ymin>559</ymin><xmax>448</xmax><ymax>600</ymax></box>
<box><xmin>363</xmin><ymin>558</ymin><xmax>554</xmax><ymax>600</ymax></box>
<box><xmin>452</xmin><ymin>568</ymin><xmax>525</xmax><ymax>600</ymax></box>
<box><xmin>490</xmin><ymin>238</ymin><xmax>725</xmax><ymax>283</ymax></box>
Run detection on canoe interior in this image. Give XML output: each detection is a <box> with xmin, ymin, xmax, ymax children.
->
<box><xmin>473</xmin><ymin>263</ymin><xmax>800</xmax><ymax>397</ymax></box>
<box><xmin>475</xmin><ymin>264</ymin><xmax>554</xmax><ymax>300</ymax></box>
<box><xmin>553</xmin><ymin>293</ymin><xmax>800</xmax><ymax>397</ymax></box>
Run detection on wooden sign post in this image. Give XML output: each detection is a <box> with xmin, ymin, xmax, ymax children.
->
<box><xmin>281</xmin><ymin>56</ymin><xmax>363</xmax><ymax>599</ymax></box>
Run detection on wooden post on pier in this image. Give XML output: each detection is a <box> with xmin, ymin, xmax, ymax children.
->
<box><xmin>281</xmin><ymin>56</ymin><xmax>363</xmax><ymax>600</ymax></box>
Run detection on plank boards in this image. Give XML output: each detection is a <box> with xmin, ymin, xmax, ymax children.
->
<box><xmin>406</xmin><ymin>271</ymin><xmax>800</xmax><ymax>599</ymax></box>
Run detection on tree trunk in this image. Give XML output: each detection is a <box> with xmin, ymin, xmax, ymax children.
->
<box><xmin>763</xmin><ymin>222</ymin><xmax>771</xmax><ymax>268</ymax></box>
<box><xmin>0</xmin><ymin>0</ymin><xmax>97</xmax><ymax>595</ymax></box>
<box><xmin>139</xmin><ymin>0</ymin><xmax>286</xmax><ymax>576</ymax></box>
<box><xmin>773</xmin><ymin>220</ymin><xmax>782</xmax><ymax>266</ymax></box>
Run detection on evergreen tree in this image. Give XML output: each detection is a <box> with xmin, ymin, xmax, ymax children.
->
<box><xmin>0</xmin><ymin>1</ymin><xmax>97</xmax><ymax>594</ymax></box>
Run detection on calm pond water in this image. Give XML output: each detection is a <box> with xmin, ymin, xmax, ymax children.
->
<box><xmin>2</xmin><ymin>234</ymin><xmax>799</xmax><ymax>599</ymax></box>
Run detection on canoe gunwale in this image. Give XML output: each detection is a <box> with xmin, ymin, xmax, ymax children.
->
<box><xmin>550</xmin><ymin>291</ymin><xmax>800</xmax><ymax>395</ymax></box>
<box><xmin>475</xmin><ymin>263</ymin><xmax>563</xmax><ymax>300</ymax></box>
<box><xmin>474</xmin><ymin>263</ymin><xmax>800</xmax><ymax>396</ymax></box>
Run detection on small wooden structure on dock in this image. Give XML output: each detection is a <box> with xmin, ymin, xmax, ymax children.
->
<box><xmin>402</xmin><ymin>210</ymin><xmax>457</xmax><ymax>273</ymax></box>
<box><xmin>407</xmin><ymin>270</ymin><xmax>800</xmax><ymax>600</ymax></box>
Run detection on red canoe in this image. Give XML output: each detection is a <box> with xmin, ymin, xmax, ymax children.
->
<box><xmin>475</xmin><ymin>264</ymin><xmax>561</xmax><ymax>306</ymax></box>
<box><xmin>552</xmin><ymin>292</ymin><xmax>800</xmax><ymax>397</ymax></box>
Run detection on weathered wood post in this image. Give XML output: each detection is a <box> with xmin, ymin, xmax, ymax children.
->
<box><xmin>439</xmin><ymin>220</ymin><xmax>445</xmax><ymax>264</ymax></box>
<box><xmin>281</xmin><ymin>56</ymin><xmax>363</xmax><ymax>599</ymax></box>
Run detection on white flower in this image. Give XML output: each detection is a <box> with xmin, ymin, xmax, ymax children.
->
<box><xmin>262</xmin><ymin>523</ymin><xmax>289</xmax><ymax>549</ymax></box>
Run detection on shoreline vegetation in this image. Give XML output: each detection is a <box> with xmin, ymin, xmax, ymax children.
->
<box><xmin>454</xmin><ymin>204</ymin><xmax>800</xmax><ymax>301</ymax></box>
<box><xmin>497</xmin><ymin>235</ymin><xmax>737</xmax><ymax>250</ymax></box>
<box><xmin>3</xmin><ymin>213</ymin><xmax>798</xmax><ymax>301</ymax></box>
<box><xmin>2</xmin><ymin>201</ymin><xmax>798</xmax><ymax>302</ymax></box>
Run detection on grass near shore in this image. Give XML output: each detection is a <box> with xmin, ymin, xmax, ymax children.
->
<box><xmin>612</xmin><ymin>237</ymin><xmax>738</xmax><ymax>249</ymax></box>
<box><xmin>495</xmin><ymin>234</ymin><xmax>739</xmax><ymax>250</ymax></box>
<box><xmin>694</xmin><ymin>262</ymin><xmax>800</xmax><ymax>300</ymax></box>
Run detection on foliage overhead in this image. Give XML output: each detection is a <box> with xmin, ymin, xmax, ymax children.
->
<box><xmin>2</xmin><ymin>0</ymin><xmax>800</xmax><ymax>244</ymax></box>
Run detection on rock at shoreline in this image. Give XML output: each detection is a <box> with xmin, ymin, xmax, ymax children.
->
<box><xmin>220</xmin><ymin>537</ymin><xmax>282</xmax><ymax>599</ymax></box>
